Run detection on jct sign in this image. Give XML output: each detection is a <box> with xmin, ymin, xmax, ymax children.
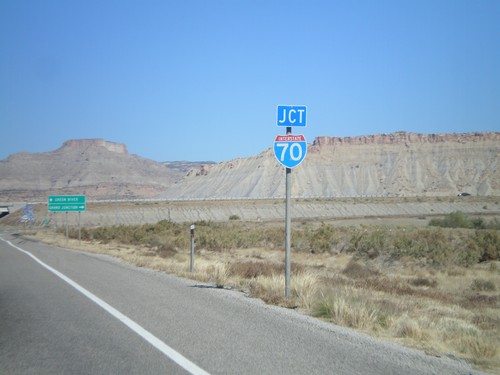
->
<box><xmin>277</xmin><ymin>105</ymin><xmax>307</xmax><ymax>127</ymax></box>
<box><xmin>273</xmin><ymin>134</ymin><xmax>307</xmax><ymax>169</ymax></box>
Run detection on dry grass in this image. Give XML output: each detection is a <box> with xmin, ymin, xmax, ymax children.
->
<box><xmin>26</xmin><ymin>224</ymin><xmax>500</xmax><ymax>374</ymax></box>
<box><xmin>291</xmin><ymin>271</ymin><xmax>320</xmax><ymax>311</ymax></box>
<box><xmin>313</xmin><ymin>288</ymin><xmax>381</xmax><ymax>330</ymax></box>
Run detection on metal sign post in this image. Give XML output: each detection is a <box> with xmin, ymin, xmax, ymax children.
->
<box><xmin>65</xmin><ymin>212</ymin><xmax>69</xmax><ymax>243</ymax></box>
<box><xmin>284</xmin><ymin>127</ymin><xmax>292</xmax><ymax>298</ymax></box>
<box><xmin>78</xmin><ymin>211</ymin><xmax>81</xmax><ymax>245</ymax></box>
<box><xmin>275</xmin><ymin>105</ymin><xmax>307</xmax><ymax>299</ymax></box>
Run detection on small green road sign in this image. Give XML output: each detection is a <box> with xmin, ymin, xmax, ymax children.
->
<box><xmin>48</xmin><ymin>195</ymin><xmax>86</xmax><ymax>212</ymax></box>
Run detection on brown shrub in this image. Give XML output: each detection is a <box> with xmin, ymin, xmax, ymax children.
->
<box><xmin>228</xmin><ymin>261</ymin><xmax>304</xmax><ymax>279</ymax></box>
<box><xmin>410</xmin><ymin>277</ymin><xmax>438</xmax><ymax>288</ymax></box>
<box><xmin>228</xmin><ymin>262</ymin><xmax>282</xmax><ymax>278</ymax></box>
<box><xmin>342</xmin><ymin>260</ymin><xmax>380</xmax><ymax>279</ymax></box>
<box><xmin>354</xmin><ymin>276</ymin><xmax>450</xmax><ymax>302</ymax></box>
<box><xmin>460</xmin><ymin>294</ymin><xmax>499</xmax><ymax>309</ymax></box>
<box><xmin>472</xmin><ymin>314</ymin><xmax>500</xmax><ymax>330</ymax></box>
<box><xmin>156</xmin><ymin>243</ymin><xmax>177</xmax><ymax>258</ymax></box>
<box><xmin>470</xmin><ymin>278</ymin><xmax>496</xmax><ymax>292</ymax></box>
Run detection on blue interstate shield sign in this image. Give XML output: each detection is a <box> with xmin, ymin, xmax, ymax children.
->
<box><xmin>273</xmin><ymin>134</ymin><xmax>307</xmax><ymax>169</ymax></box>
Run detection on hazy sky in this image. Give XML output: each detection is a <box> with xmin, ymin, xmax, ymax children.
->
<box><xmin>1</xmin><ymin>0</ymin><xmax>499</xmax><ymax>162</ymax></box>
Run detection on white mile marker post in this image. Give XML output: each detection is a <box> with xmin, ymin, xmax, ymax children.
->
<box><xmin>190</xmin><ymin>224</ymin><xmax>195</xmax><ymax>272</ymax></box>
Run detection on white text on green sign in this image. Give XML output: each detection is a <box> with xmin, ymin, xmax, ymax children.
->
<box><xmin>48</xmin><ymin>195</ymin><xmax>86</xmax><ymax>212</ymax></box>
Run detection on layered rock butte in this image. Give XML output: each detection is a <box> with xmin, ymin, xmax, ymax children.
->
<box><xmin>159</xmin><ymin>131</ymin><xmax>500</xmax><ymax>199</ymax></box>
<box><xmin>0</xmin><ymin>132</ymin><xmax>499</xmax><ymax>201</ymax></box>
<box><xmin>0</xmin><ymin>139</ymin><xmax>180</xmax><ymax>201</ymax></box>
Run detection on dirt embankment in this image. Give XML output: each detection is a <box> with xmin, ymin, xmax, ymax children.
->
<box><xmin>2</xmin><ymin>197</ymin><xmax>499</xmax><ymax>228</ymax></box>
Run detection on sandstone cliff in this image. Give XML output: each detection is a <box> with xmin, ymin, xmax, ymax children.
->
<box><xmin>159</xmin><ymin>132</ymin><xmax>500</xmax><ymax>199</ymax></box>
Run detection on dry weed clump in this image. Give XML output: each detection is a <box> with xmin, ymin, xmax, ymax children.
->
<box><xmin>459</xmin><ymin>336</ymin><xmax>499</xmax><ymax>363</ymax></box>
<box><xmin>210</xmin><ymin>262</ymin><xmax>231</xmax><ymax>288</ymax></box>
<box><xmin>313</xmin><ymin>289</ymin><xmax>380</xmax><ymax>330</ymax></box>
<box><xmin>248</xmin><ymin>274</ymin><xmax>288</xmax><ymax>306</ymax></box>
<box><xmin>393</xmin><ymin>315</ymin><xmax>429</xmax><ymax>341</ymax></box>
<box><xmin>291</xmin><ymin>271</ymin><xmax>320</xmax><ymax>312</ymax></box>
<box><xmin>432</xmin><ymin>317</ymin><xmax>498</xmax><ymax>363</ymax></box>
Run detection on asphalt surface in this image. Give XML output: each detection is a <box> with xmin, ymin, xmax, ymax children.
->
<box><xmin>0</xmin><ymin>230</ymin><xmax>487</xmax><ymax>375</ymax></box>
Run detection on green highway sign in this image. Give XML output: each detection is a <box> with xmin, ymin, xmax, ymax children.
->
<box><xmin>48</xmin><ymin>195</ymin><xmax>86</xmax><ymax>212</ymax></box>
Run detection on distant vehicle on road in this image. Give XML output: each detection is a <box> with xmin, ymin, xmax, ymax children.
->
<box><xmin>458</xmin><ymin>192</ymin><xmax>471</xmax><ymax>197</ymax></box>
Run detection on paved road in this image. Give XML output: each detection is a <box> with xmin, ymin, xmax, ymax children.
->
<box><xmin>0</xmin><ymin>231</ymin><xmax>486</xmax><ymax>375</ymax></box>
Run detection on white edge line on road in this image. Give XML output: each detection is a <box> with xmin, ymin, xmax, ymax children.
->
<box><xmin>0</xmin><ymin>236</ymin><xmax>210</xmax><ymax>375</ymax></box>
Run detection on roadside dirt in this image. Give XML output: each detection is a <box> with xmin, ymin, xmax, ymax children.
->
<box><xmin>2</xmin><ymin>196</ymin><xmax>499</xmax><ymax>228</ymax></box>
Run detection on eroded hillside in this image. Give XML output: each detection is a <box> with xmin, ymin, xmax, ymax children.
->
<box><xmin>159</xmin><ymin>132</ymin><xmax>500</xmax><ymax>199</ymax></box>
